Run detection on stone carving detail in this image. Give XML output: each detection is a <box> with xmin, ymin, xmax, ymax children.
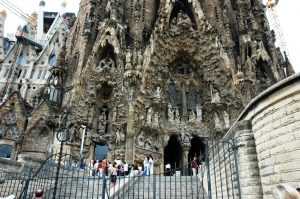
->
<box><xmin>170</xmin><ymin>11</ymin><xmax>193</xmax><ymax>32</ymax></box>
<box><xmin>98</xmin><ymin>110</ymin><xmax>107</xmax><ymax>134</ymax></box>
<box><xmin>136</xmin><ymin>131</ymin><xmax>160</xmax><ymax>152</ymax></box>
<box><xmin>154</xmin><ymin>86</ymin><xmax>161</xmax><ymax>100</ymax></box>
<box><xmin>146</xmin><ymin>107</ymin><xmax>152</xmax><ymax>125</ymax></box>
<box><xmin>196</xmin><ymin>104</ymin><xmax>203</xmax><ymax>123</ymax></box>
<box><xmin>175</xmin><ymin>107</ymin><xmax>180</xmax><ymax>123</ymax></box>
<box><xmin>188</xmin><ymin>110</ymin><xmax>196</xmax><ymax>122</ymax></box>
<box><xmin>168</xmin><ymin>103</ymin><xmax>174</xmax><ymax>123</ymax></box>
<box><xmin>98</xmin><ymin>56</ymin><xmax>115</xmax><ymax>72</ymax></box>
<box><xmin>180</xmin><ymin>131</ymin><xmax>192</xmax><ymax>146</ymax></box>
<box><xmin>0</xmin><ymin>111</ymin><xmax>21</xmax><ymax>141</ymax></box>
<box><xmin>153</xmin><ymin>112</ymin><xmax>159</xmax><ymax>126</ymax></box>
<box><xmin>115</xmin><ymin>125</ymin><xmax>125</xmax><ymax>146</ymax></box>
<box><xmin>211</xmin><ymin>85</ymin><xmax>221</xmax><ymax>104</ymax></box>
<box><xmin>223</xmin><ymin>111</ymin><xmax>230</xmax><ymax>129</ymax></box>
<box><xmin>214</xmin><ymin>113</ymin><xmax>222</xmax><ymax>131</ymax></box>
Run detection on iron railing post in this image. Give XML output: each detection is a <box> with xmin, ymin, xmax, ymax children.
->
<box><xmin>22</xmin><ymin>167</ymin><xmax>32</xmax><ymax>199</ymax></box>
<box><xmin>52</xmin><ymin>140</ymin><xmax>64</xmax><ymax>199</ymax></box>
<box><xmin>102</xmin><ymin>172</ymin><xmax>107</xmax><ymax>198</ymax></box>
<box><xmin>205</xmin><ymin>144</ymin><xmax>212</xmax><ymax>199</ymax></box>
<box><xmin>153</xmin><ymin>173</ymin><xmax>156</xmax><ymax>199</ymax></box>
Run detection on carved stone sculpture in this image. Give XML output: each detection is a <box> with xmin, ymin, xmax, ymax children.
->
<box><xmin>146</xmin><ymin>107</ymin><xmax>152</xmax><ymax>125</ymax></box>
<box><xmin>214</xmin><ymin>113</ymin><xmax>222</xmax><ymax>131</ymax></box>
<box><xmin>168</xmin><ymin>103</ymin><xmax>174</xmax><ymax>123</ymax></box>
<box><xmin>175</xmin><ymin>107</ymin><xmax>180</xmax><ymax>123</ymax></box>
<box><xmin>196</xmin><ymin>104</ymin><xmax>203</xmax><ymax>123</ymax></box>
<box><xmin>98</xmin><ymin>111</ymin><xmax>107</xmax><ymax>134</ymax></box>
<box><xmin>223</xmin><ymin>111</ymin><xmax>230</xmax><ymax>129</ymax></box>
<box><xmin>188</xmin><ymin>111</ymin><xmax>196</xmax><ymax>122</ymax></box>
<box><xmin>211</xmin><ymin>85</ymin><xmax>221</xmax><ymax>103</ymax></box>
<box><xmin>98</xmin><ymin>56</ymin><xmax>115</xmax><ymax>72</ymax></box>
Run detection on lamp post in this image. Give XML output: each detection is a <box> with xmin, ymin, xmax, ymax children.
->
<box><xmin>79</xmin><ymin>125</ymin><xmax>87</xmax><ymax>162</ymax></box>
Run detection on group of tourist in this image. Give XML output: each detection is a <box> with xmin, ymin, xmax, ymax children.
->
<box><xmin>85</xmin><ymin>158</ymin><xmax>131</xmax><ymax>178</ymax></box>
<box><xmin>82</xmin><ymin>156</ymin><xmax>155</xmax><ymax>187</ymax></box>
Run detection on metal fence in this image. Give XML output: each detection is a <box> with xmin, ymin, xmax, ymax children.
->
<box><xmin>0</xmin><ymin>139</ymin><xmax>241</xmax><ymax>199</ymax></box>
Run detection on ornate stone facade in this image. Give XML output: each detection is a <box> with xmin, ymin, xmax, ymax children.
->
<box><xmin>0</xmin><ymin>0</ymin><xmax>295</xmax><ymax>172</ymax></box>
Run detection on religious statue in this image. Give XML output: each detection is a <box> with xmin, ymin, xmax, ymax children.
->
<box><xmin>154</xmin><ymin>86</ymin><xmax>161</xmax><ymax>99</ymax></box>
<box><xmin>146</xmin><ymin>107</ymin><xmax>152</xmax><ymax>125</ymax></box>
<box><xmin>214</xmin><ymin>112</ymin><xmax>222</xmax><ymax>131</ymax></box>
<box><xmin>136</xmin><ymin>131</ymin><xmax>145</xmax><ymax>147</ymax></box>
<box><xmin>180</xmin><ymin>131</ymin><xmax>191</xmax><ymax>143</ymax></box>
<box><xmin>98</xmin><ymin>111</ymin><xmax>107</xmax><ymax>134</ymax></box>
<box><xmin>196</xmin><ymin>104</ymin><xmax>203</xmax><ymax>123</ymax></box>
<box><xmin>168</xmin><ymin>103</ymin><xmax>174</xmax><ymax>122</ymax></box>
<box><xmin>115</xmin><ymin>126</ymin><xmax>125</xmax><ymax>146</ymax></box>
<box><xmin>144</xmin><ymin>137</ymin><xmax>152</xmax><ymax>150</ymax></box>
<box><xmin>211</xmin><ymin>85</ymin><xmax>221</xmax><ymax>103</ymax></box>
<box><xmin>223</xmin><ymin>111</ymin><xmax>230</xmax><ymax>129</ymax></box>
<box><xmin>188</xmin><ymin>111</ymin><xmax>196</xmax><ymax>122</ymax></box>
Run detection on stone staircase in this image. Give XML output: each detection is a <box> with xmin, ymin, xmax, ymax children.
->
<box><xmin>45</xmin><ymin>176</ymin><xmax>105</xmax><ymax>199</ymax></box>
<box><xmin>116</xmin><ymin>175</ymin><xmax>208</xmax><ymax>199</ymax></box>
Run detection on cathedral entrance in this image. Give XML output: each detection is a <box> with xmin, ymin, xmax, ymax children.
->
<box><xmin>188</xmin><ymin>136</ymin><xmax>206</xmax><ymax>175</ymax></box>
<box><xmin>188</xmin><ymin>136</ymin><xmax>205</xmax><ymax>161</ymax></box>
<box><xmin>93</xmin><ymin>144</ymin><xmax>108</xmax><ymax>161</ymax></box>
<box><xmin>164</xmin><ymin>135</ymin><xmax>182</xmax><ymax>172</ymax></box>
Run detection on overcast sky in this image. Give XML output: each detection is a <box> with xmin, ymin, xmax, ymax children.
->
<box><xmin>0</xmin><ymin>0</ymin><xmax>299</xmax><ymax>72</ymax></box>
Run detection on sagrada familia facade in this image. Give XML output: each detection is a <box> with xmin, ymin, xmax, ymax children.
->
<box><xmin>0</xmin><ymin>0</ymin><xmax>294</xmax><ymax>172</ymax></box>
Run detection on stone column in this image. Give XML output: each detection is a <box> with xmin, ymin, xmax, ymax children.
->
<box><xmin>125</xmin><ymin>89</ymin><xmax>135</xmax><ymax>164</ymax></box>
<box><xmin>88</xmin><ymin>142</ymin><xmax>95</xmax><ymax>161</ymax></box>
<box><xmin>181</xmin><ymin>145</ymin><xmax>190</xmax><ymax>176</ymax></box>
<box><xmin>180</xmin><ymin>131</ymin><xmax>191</xmax><ymax>176</ymax></box>
<box><xmin>233</xmin><ymin>121</ymin><xmax>263</xmax><ymax>199</ymax></box>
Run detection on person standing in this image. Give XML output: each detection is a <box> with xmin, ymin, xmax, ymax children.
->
<box><xmin>88</xmin><ymin>159</ymin><xmax>95</xmax><ymax>176</ymax></box>
<box><xmin>191</xmin><ymin>157</ymin><xmax>198</xmax><ymax>176</ymax></box>
<box><xmin>140</xmin><ymin>156</ymin><xmax>149</xmax><ymax>176</ymax></box>
<box><xmin>94</xmin><ymin>160</ymin><xmax>100</xmax><ymax>176</ymax></box>
<box><xmin>101</xmin><ymin>158</ymin><xmax>107</xmax><ymax>176</ymax></box>
<box><xmin>123</xmin><ymin>161</ymin><xmax>129</xmax><ymax>176</ymax></box>
<box><xmin>110</xmin><ymin>163</ymin><xmax>118</xmax><ymax>187</ymax></box>
<box><xmin>149</xmin><ymin>155</ymin><xmax>154</xmax><ymax>175</ymax></box>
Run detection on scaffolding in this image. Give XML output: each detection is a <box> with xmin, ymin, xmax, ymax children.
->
<box><xmin>266</xmin><ymin>0</ymin><xmax>289</xmax><ymax>59</ymax></box>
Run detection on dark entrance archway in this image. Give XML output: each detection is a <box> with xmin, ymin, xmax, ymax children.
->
<box><xmin>188</xmin><ymin>136</ymin><xmax>206</xmax><ymax>174</ymax></box>
<box><xmin>164</xmin><ymin>135</ymin><xmax>182</xmax><ymax>171</ymax></box>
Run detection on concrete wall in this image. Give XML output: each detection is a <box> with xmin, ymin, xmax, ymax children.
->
<box><xmin>225</xmin><ymin>73</ymin><xmax>300</xmax><ymax>199</ymax></box>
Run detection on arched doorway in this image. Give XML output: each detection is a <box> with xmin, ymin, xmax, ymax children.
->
<box><xmin>164</xmin><ymin>135</ymin><xmax>182</xmax><ymax>172</ymax></box>
<box><xmin>188</xmin><ymin>136</ymin><xmax>206</xmax><ymax>174</ymax></box>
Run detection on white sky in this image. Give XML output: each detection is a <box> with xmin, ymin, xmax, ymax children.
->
<box><xmin>0</xmin><ymin>0</ymin><xmax>299</xmax><ymax>72</ymax></box>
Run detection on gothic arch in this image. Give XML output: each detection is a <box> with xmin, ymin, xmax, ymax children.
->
<box><xmin>89</xmin><ymin>24</ymin><xmax>121</xmax><ymax>68</ymax></box>
<box><xmin>168</xmin><ymin>0</ymin><xmax>198</xmax><ymax>30</ymax></box>
<box><xmin>21</xmin><ymin>118</ymin><xmax>52</xmax><ymax>158</ymax></box>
